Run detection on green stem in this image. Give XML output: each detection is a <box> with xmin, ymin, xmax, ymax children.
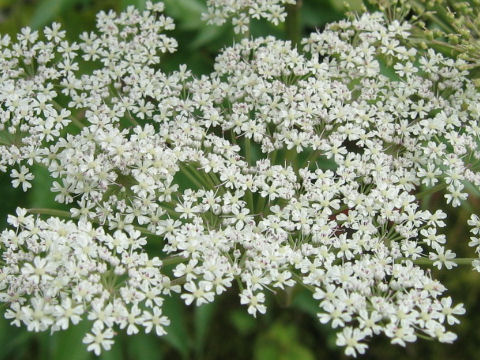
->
<box><xmin>157</xmin><ymin>203</ymin><xmax>180</xmax><ymax>219</ymax></box>
<box><xmin>133</xmin><ymin>226</ymin><xmax>158</xmax><ymax>237</ymax></box>
<box><xmin>303</xmin><ymin>149</ymin><xmax>320</xmax><ymax>167</ymax></box>
<box><xmin>256</xmin><ymin>195</ymin><xmax>267</xmax><ymax>216</ymax></box>
<box><xmin>179</xmin><ymin>164</ymin><xmax>205</xmax><ymax>189</ymax></box>
<box><xmin>171</xmin><ymin>276</ymin><xmax>187</xmax><ymax>286</ymax></box>
<box><xmin>285</xmin><ymin>0</ymin><xmax>302</xmax><ymax>47</ymax></box>
<box><xmin>410</xmin><ymin>0</ymin><xmax>453</xmax><ymax>33</ymax></box>
<box><xmin>269</xmin><ymin>150</ymin><xmax>278</xmax><ymax>165</ymax></box>
<box><xmin>292</xmin><ymin>273</ymin><xmax>315</xmax><ymax>292</ymax></box>
<box><xmin>191</xmin><ymin>164</ymin><xmax>217</xmax><ymax>190</ymax></box>
<box><xmin>398</xmin><ymin>257</ymin><xmax>476</xmax><ymax>266</ymax></box>
<box><xmin>246</xmin><ymin>189</ymin><xmax>254</xmax><ymax>213</ymax></box>
<box><xmin>162</xmin><ymin>255</ymin><xmax>188</xmax><ymax>266</ymax></box>
<box><xmin>27</xmin><ymin>208</ymin><xmax>71</xmax><ymax>218</ymax></box>
<box><xmin>285</xmin><ymin>147</ymin><xmax>298</xmax><ymax>171</ymax></box>
<box><xmin>416</xmin><ymin>183</ymin><xmax>447</xmax><ymax>199</ymax></box>
<box><xmin>234</xmin><ymin>275</ymin><xmax>244</xmax><ymax>291</ymax></box>
<box><xmin>209</xmin><ymin>171</ymin><xmax>222</xmax><ymax>188</ymax></box>
<box><xmin>244</xmin><ymin>137</ymin><xmax>252</xmax><ymax>166</ymax></box>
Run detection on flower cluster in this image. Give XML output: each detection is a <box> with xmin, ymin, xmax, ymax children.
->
<box><xmin>0</xmin><ymin>1</ymin><xmax>479</xmax><ymax>357</ymax></box>
<box><xmin>1</xmin><ymin>208</ymin><xmax>171</xmax><ymax>355</ymax></box>
<box><xmin>0</xmin><ymin>1</ymin><xmax>176</xmax><ymax>186</ymax></box>
<box><xmin>202</xmin><ymin>0</ymin><xmax>296</xmax><ymax>33</ymax></box>
<box><xmin>468</xmin><ymin>214</ymin><xmax>480</xmax><ymax>272</ymax></box>
<box><xmin>364</xmin><ymin>0</ymin><xmax>480</xmax><ymax>76</ymax></box>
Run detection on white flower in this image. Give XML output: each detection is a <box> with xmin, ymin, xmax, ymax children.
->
<box><xmin>181</xmin><ymin>281</ymin><xmax>215</xmax><ymax>306</ymax></box>
<box><xmin>385</xmin><ymin>324</ymin><xmax>416</xmax><ymax>347</ymax></box>
<box><xmin>142</xmin><ymin>307</ymin><xmax>170</xmax><ymax>336</ymax></box>
<box><xmin>429</xmin><ymin>246</ymin><xmax>457</xmax><ymax>270</ymax></box>
<box><xmin>10</xmin><ymin>166</ymin><xmax>34</xmax><ymax>192</ymax></box>
<box><xmin>202</xmin><ymin>0</ymin><xmax>296</xmax><ymax>33</ymax></box>
<box><xmin>82</xmin><ymin>323</ymin><xmax>115</xmax><ymax>356</ymax></box>
<box><xmin>53</xmin><ymin>298</ymin><xmax>84</xmax><ymax>330</ymax></box>
<box><xmin>435</xmin><ymin>297</ymin><xmax>466</xmax><ymax>325</ymax></box>
<box><xmin>425</xmin><ymin>323</ymin><xmax>458</xmax><ymax>343</ymax></box>
<box><xmin>240</xmin><ymin>289</ymin><xmax>266</xmax><ymax>317</ymax></box>
<box><xmin>336</xmin><ymin>327</ymin><xmax>368</xmax><ymax>357</ymax></box>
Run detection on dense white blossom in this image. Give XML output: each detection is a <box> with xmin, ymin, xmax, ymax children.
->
<box><xmin>202</xmin><ymin>0</ymin><xmax>296</xmax><ymax>33</ymax></box>
<box><xmin>0</xmin><ymin>1</ymin><xmax>479</xmax><ymax>357</ymax></box>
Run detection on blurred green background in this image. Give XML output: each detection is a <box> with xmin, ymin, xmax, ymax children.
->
<box><xmin>1</xmin><ymin>0</ymin><xmax>480</xmax><ymax>359</ymax></box>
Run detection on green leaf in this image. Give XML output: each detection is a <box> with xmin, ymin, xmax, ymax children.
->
<box><xmin>301</xmin><ymin>0</ymin><xmax>342</xmax><ymax>28</ymax></box>
<box><xmin>250</xmin><ymin>18</ymin><xmax>284</xmax><ymax>39</ymax></box>
<box><xmin>189</xmin><ymin>25</ymin><xmax>225</xmax><ymax>50</ymax></box>
<box><xmin>0</xmin><ymin>0</ymin><xmax>17</xmax><ymax>6</ymax></box>
<box><xmin>328</xmin><ymin>0</ymin><xmax>363</xmax><ymax>11</ymax></box>
<box><xmin>378</xmin><ymin>58</ymin><xmax>401</xmax><ymax>81</ymax></box>
<box><xmin>291</xmin><ymin>289</ymin><xmax>320</xmax><ymax>319</ymax></box>
<box><xmin>162</xmin><ymin>295</ymin><xmax>191</xmax><ymax>358</ymax></box>
<box><xmin>253</xmin><ymin>321</ymin><xmax>315</xmax><ymax>360</ymax></box>
<box><xmin>229</xmin><ymin>309</ymin><xmax>256</xmax><ymax>335</ymax></box>
<box><xmin>30</xmin><ymin>0</ymin><xmax>88</xmax><ymax>29</ymax></box>
<box><xmin>28</xmin><ymin>165</ymin><xmax>57</xmax><ymax>210</ymax></box>
<box><xmin>99</xmin><ymin>339</ymin><xmax>124</xmax><ymax>360</ymax></box>
<box><xmin>163</xmin><ymin>0</ymin><xmax>206</xmax><ymax>30</ymax></box>
<box><xmin>121</xmin><ymin>0</ymin><xmax>147</xmax><ymax>11</ymax></box>
<box><xmin>50</xmin><ymin>321</ymin><xmax>91</xmax><ymax>360</ymax></box>
<box><xmin>128</xmin><ymin>334</ymin><xmax>164</xmax><ymax>360</ymax></box>
<box><xmin>0</xmin><ymin>319</ymin><xmax>33</xmax><ymax>360</ymax></box>
<box><xmin>194</xmin><ymin>302</ymin><xmax>216</xmax><ymax>356</ymax></box>
<box><xmin>30</xmin><ymin>0</ymin><xmax>65</xmax><ymax>29</ymax></box>
<box><xmin>291</xmin><ymin>290</ymin><xmax>338</xmax><ymax>350</ymax></box>
<box><xmin>0</xmin><ymin>172</ymin><xmax>28</xmax><ymax>228</ymax></box>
